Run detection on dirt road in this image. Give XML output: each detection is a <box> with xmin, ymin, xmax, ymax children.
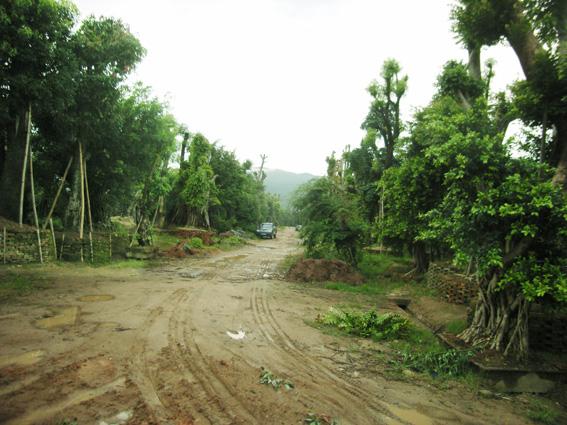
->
<box><xmin>0</xmin><ymin>228</ymin><xmax>531</xmax><ymax>424</ymax></box>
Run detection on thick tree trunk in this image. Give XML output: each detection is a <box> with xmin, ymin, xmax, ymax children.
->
<box><xmin>467</xmin><ymin>46</ymin><xmax>481</xmax><ymax>80</ymax></box>
<box><xmin>460</xmin><ymin>272</ymin><xmax>529</xmax><ymax>360</ymax></box>
<box><xmin>64</xmin><ymin>143</ymin><xmax>82</xmax><ymax>229</ymax></box>
<box><xmin>0</xmin><ymin>112</ymin><xmax>26</xmax><ymax>220</ymax></box>
<box><xmin>412</xmin><ymin>241</ymin><xmax>429</xmax><ymax>273</ymax></box>
<box><xmin>552</xmin><ymin>120</ymin><xmax>567</xmax><ymax>191</ymax></box>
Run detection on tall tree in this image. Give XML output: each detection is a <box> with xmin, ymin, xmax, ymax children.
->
<box><xmin>0</xmin><ymin>0</ymin><xmax>76</xmax><ymax>219</ymax></box>
<box><xmin>361</xmin><ymin>59</ymin><xmax>408</xmax><ymax>169</ymax></box>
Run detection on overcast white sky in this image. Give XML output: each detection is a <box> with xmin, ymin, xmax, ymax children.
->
<box><xmin>74</xmin><ymin>0</ymin><xmax>523</xmax><ymax>175</ymax></box>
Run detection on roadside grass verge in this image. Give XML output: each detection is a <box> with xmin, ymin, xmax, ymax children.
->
<box><xmin>312</xmin><ymin>305</ymin><xmax>478</xmax><ymax>385</ymax></box>
<box><xmin>278</xmin><ymin>253</ymin><xmax>303</xmax><ymax>275</ymax></box>
<box><xmin>357</xmin><ymin>252</ymin><xmax>413</xmax><ymax>279</ymax></box>
<box><xmin>525</xmin><ymin>397</ymin><xmax>562</xmax><ymax>425</ymax></box>
<box><xmin>0</xmin><ymin>272</ymin><xmax>50</xmax><ymax>302</ymax></box>
<box><xmin>445</xmin><ymin>318</ymin><xmax>468</xmax><ymax>335</ymax></box>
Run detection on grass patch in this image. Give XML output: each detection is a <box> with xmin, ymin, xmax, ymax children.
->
<box><xmin>526</xmin><ymin>398</ymin><xmax>562</xmax><ymax>425</ymax></box>
<box><xmin>445</xmin><ymin>318</ymin><xmax>467</xmax><ymax>335</ymax></box>
<box><xmin>358</xmin><ymin>252</ymin><xmax>412</xmax><ymax>279</ymax></box>
<box><xmin>278</xmin><ymin>253</ymin><xmax>302</xmax><ymax>275</ymax></box>
<box><xmin>323</xmin><ymin>280</ymin><xmax>404</xmax><ymax>296</ymax></box>
<box><xmin>218</xmin><ymin>235</ymin><xmax>247</xmax><ymax>250</ymax></box>
<box><xmin>0</xmin><ymin>272</ymin><xmax>50</xmax><ymax>302</ymax></box>
<box><xmin>152</xmin><ymin>232</ymin><xmax>180</xmax><ymax>250</ymax></box>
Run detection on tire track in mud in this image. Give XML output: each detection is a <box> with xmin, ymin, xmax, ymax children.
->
<box><xmin>250</xmin><ymin>285</ymin><xmax>390</xmax><ymax>424</ymax></box>
<box><xmin>167</xmin><ymin>288</ymin><xmax>257</xmax><ymax>425</ymax></box>
<box><xmin>129</xmin><ymin>288</ymin><xmax>189</xmax><ymax>423</ymax></box>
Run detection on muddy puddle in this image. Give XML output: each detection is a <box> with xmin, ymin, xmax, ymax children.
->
<box><xmin>78</xmin><ymin>294</ymin><xmax>115</xmax><ymax>302</ymax></box>
<box><xmin>0</xmin><ymin>350</ymin><xmax>46</xmax><ymax>368</ymax></box>
<box><xmin>4</xmin><ymin>377</ymin><xmax>127</xmax><ymax>425</ymax></box>
<box><xmin>35</xmin><ymin>306</ymin><xmax>79</xmax><ymax>329</ymax></box>
<box><xmin>383</xmin><ymin>403</ymin><xmax>434</xmax><ymax>425</ymax></box>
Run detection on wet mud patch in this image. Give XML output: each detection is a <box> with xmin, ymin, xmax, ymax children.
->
<box><xmin>0</xmin><ymin>350</ymin><xmax>46</xmax><ymax>369</ymax></box>
<box><xmin>78</xmin><ymin>357</ymin><xmax>117</xmax><ymax>386</ymax></box>
<box><xmin>78</xmin><ymin>295</ymin><xmax>115</xmax><ymax>302</ymax></box>
<box><xmin>35</xmin><ymin>306</ymin><xmax>79</xmax><ymax>329</ymax></box>
<box><xmin>383</xmin><ymin>402</ymin><xmax>434</xmax><ymax>425</ymax></box>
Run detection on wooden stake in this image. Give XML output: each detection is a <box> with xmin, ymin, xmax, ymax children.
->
<box><xmin>19</xmin><ymin>103</ymin><xmax>32</xmax><ymax>227</ymax></box>
<box><xmin>83</xmin><ymin>157</ymin><xmax>94</xmax><ymax>262</ymax></box>
<box><xmin>43</xmin><ymin>156</ymin><xmax>73</xmax><ymax>230</ymax></box>
<box><xmin>28</xmin><ymin>144</ymin><xmax>43</xmax><ymax>263</ymax></box>
<box><xmin>49</xmin><ymin>218</ymin><xmax>57</xmax><ymax>261</ymax></box>
<box><xmin>2</xmin><ymin>227</ymin><xmax>6</xmax><ymax>264</ymax></box>
<box><xmin>78</xmin><ymin>143</ymin><xmax>85</xmax><ymax>262</ymax></box>
<box><xmin>109</xmin><ymin>231</ymin><xmax>112</xmax><ymax>259</ymax></box>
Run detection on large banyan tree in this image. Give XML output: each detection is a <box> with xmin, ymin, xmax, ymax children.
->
<box><xmin>449</xmin><ymin>0</ymin><xmax>567</xmax><ymax>359</ymax></box>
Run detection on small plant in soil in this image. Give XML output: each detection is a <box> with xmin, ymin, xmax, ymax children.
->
<box><xmin>316</xmin><ymin>307</ymin><xmax>409</xmax><ymax>341</ymax></box>
<box><xmin>304</xmin><ymin>413</ymin><xmax>339</xmax><ymax>425</ymax></box>
<box><xmin>259</xmin><ymin>367</ymin><xmax>294</xmax><ymax>391</ymax></box>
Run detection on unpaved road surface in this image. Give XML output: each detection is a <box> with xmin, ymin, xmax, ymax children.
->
<box><xmin>0</xmin><ymin>228</ymin><xmax>531</xmax><ymax>424</ymax></box>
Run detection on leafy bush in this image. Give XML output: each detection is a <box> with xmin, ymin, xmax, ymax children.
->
<box><xmin>317</xmin><ymin>308</ymin><xmax>409</xmax><ymax>340</ymax></box>
<box><xmin>189</xmin><ymin>237</ymin><xmax>204</xmax><ymax>249</ymax></box>
<box><xmin>221</xmin><ymin>235</ymin><xmax>245</xmax><ymax>246</ymax></box>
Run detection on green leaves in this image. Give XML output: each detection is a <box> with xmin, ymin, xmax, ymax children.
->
<box><xmin>259</xmin><ymin>367</ymin><xmax>294</xmax><ymax>391</ymax></box>
<box><xmin>294</xmin><ymin>177</ymin><xmax>368</xmax><ymax>265</ymax></box>
<box><xmin>317</xmin><ymin>308</ymin><xmax>410</xmax><ymax>341</ymax></box>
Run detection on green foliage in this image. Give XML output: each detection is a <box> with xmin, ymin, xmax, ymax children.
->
<box><xmin>526</xmin><ymin>397</ymin><xmax>561</xmax><ymax>425</ymax></box>
<box><xmin>396</xmin><ymin>348</ymin><xmax>474</xmax><ymax>378</ymax></box>
<box><xmin>259</xmin><ymin>367</ymin><xmax>294</xmax><ymax>391</ymax></box>
<box><xmin>189</xmin><ymin>237</ymin><xmax>204</xmax><ymax>249</ymax></box>
<box><xmin>317</xmin><ymin>308</ymin><xmax>409</xmax><ymax>341</ymax></box>
<box><xmin>304</xmin><ymin>414</ymin><xmax>339</xmax><ymax>425</ymax></box>
<box><xmin>294</xmin><ymin>178</ymin><xmax>368</xmax><ymax>265</ymax></box>
<box><xmin>445</xmin><ymin>319</ymin><xmax>468</xmax><ymax>335</ymax></box>
<box><xmin>357</xmin><ymin>253</ymin><xmax>411</xmax><ymax>278</ymax></box>
<box><xmin>362</xmin><ymin>59</ymin><xmax>407</xmax><ymax>168</ymax></box>
<box><xmin>0</xmin><ymin>273</ymin><xmax>49</xmax><ymax>302</ymax></box>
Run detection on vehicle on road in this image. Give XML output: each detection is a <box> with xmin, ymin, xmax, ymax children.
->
<box><xmin>256</xmin><ymin>222</ymin><xmax>277</xmax><ymax>239</ymax></box>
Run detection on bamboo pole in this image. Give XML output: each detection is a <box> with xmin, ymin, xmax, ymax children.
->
<box><xmin>49</xmin><ymin>218</ymin><xmax>57</xmax><ymax>261</ymax></box>
<box><xmin>78</xmin><ymin>143</ymin><xmax>85</xmax><ymax>262</ymax></box>
<box><xmin>2</xmin><ymin>227</ymin><xmax>6</xmax><ymax>264</ymax></box>
<box><xmin>28</xmin><ymin>145</ymin><xmax>43</xmax><ymax>263</ymax></box>
<box><xmin>18</xmin><ymin>103</ymin><xmax>32</xmax><ymax>227</ymax></box>
<box><xmin>43</xmin><ymin>156</ymin><xmax>73</xmax><ymax>230</ymax></box>
<box><xmin>83</xmin><ymin>157</ymin><xmax>94</xmax><ymax>262</ymax></box>
<box><xmin>129</xmin><ymin>216</ymin><xmax>143</xmax><ymax>248</ymax></box>
<box><xmin>59</xmin><ymin>233</ymin><xmax>65</xmax><ymax>260</ymax></box>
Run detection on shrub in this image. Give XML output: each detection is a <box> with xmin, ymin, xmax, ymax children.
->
<box><xmin>317</xmin><ymin>308</ymin><xmax>409</xmax><ymax>340</ymax></box>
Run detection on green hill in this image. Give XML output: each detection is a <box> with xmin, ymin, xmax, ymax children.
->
<box><xmin>264</xmin><ymin>169</ymin><xmax>319</xmax><ymax>207</ymax></box>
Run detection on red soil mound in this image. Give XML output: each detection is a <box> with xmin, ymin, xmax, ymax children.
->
<box><xmin>286</xmin><ymin>258</ymin><xmax>364</xmax><ymax>285</ymax></box>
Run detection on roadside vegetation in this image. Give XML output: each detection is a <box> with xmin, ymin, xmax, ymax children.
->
<box><xmin>291</xmin><ymin>0</ymin><xmax>567</xmax><ymax>365</ymax></box>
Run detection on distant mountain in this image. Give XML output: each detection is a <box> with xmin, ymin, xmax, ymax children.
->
<box><xmin>264</xmin><ymin>169</ymin><xmax>319</xmax><ymax>207</ymax></box>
